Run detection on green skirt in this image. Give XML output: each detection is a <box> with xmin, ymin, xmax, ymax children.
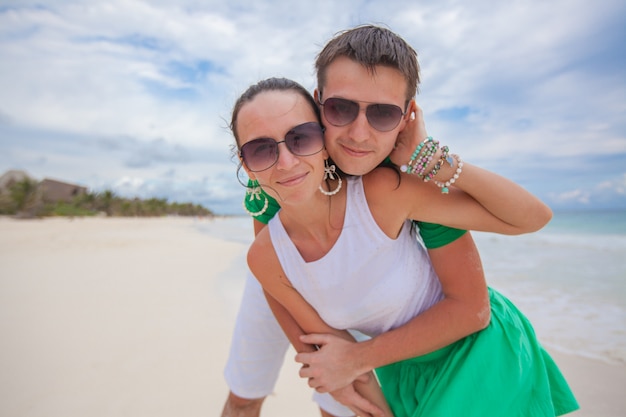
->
<box><xmin>375</xmin><ymin>288</ymin><xmax>579</xmax><ymax>417</ymax></box>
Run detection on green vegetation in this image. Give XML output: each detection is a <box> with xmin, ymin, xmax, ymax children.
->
<box><xmin>0</xmin><ymin>179</ymin><xmax>213</xmax><ymax>218</ymax></box>
<box><xmin>0</xmin><ymin>178</ymin><xmax>42</xmax><ymax>218</ymax></box>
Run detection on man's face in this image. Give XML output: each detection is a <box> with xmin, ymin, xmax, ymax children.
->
<box><xmin>318</xmin><ymin>56</ymin><xmax>410</xmax><ymax>176</ymax></box>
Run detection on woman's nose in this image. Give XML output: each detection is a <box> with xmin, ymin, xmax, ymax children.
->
<box><xmin>274</xmin><ymin>142</ymin><xmax>299</xmax><ymax>169</ymax></box>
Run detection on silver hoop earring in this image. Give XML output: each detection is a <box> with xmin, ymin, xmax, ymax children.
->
<box><xmin>243</xmin><ymin>182</ymin><xmax>269</xmax><ymax>217</ymax></box>
<box><xmin>318</xmin><ymin>160</ymin><xmax>342</xmax><ymax>196</ymax></box>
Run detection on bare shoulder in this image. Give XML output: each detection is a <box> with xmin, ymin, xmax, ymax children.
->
<box><xmin>362</xmin><ymin>166</ymin><xmax>402</xmax><ymax>193</ymax></box>
<box><xmin>362</xmin><ymin>166</ymin><xmax>421</xmax><ymax>202</ymax></box>
<box><xmin>247</xmin><ymin>227</ymin><xmax>273</xmax><ymax>271</ymax></box>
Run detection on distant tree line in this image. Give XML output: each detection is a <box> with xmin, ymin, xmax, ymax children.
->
<box><xmin>0</xmin><ymin>178</ymin><xmax>214</xmax><ymax>218</ymax></box>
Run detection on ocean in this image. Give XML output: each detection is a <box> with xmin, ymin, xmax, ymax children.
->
<box><xmin>473</xmin><ymin>210</ymin><xmax>626</xmax><ymax>365</ymax></box>
<box><xmin>200</xmin><ymin>209</ymin><xmax>626</xmax><ymax>365</ymax></box>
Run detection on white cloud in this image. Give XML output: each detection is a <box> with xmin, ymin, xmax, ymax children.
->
<box><xmin>1</xmin><ymin>0</ymin><xmax>625</xmax><ymax>213</ymax></box>
<box><xmin>598</xmin><ymin>174</ymin><xmax>626</xmax><ymax>195</ymax></box>
<box><xmin>550</xmin><ymin>189</ymin><xmax>591</xmax><ymax>205</ymax></box>
<box><xmin>115</xmin><ymin>176</ymin><xmax>144</xmax><ymax>189</ymax></box>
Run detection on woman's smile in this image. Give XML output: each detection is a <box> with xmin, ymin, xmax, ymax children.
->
<box><xmin>276</xmin><ymin>172</ymin><xmax>309</xmax><ymax>187</ymax></box>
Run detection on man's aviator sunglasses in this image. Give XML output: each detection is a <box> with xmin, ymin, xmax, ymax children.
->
<box><xmin>240</xmin><ymin>122</ymin><xmax>325</xmax><ymax>172</ymax></box>
<box><xmin>319</xmin><ymin>97</ymin><xmax>408</xmax><ymax>132</ymax></box>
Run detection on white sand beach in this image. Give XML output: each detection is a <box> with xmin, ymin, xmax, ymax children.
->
<box><xmin>0</xmin><ymin>216</ymin><xmax>624</xmax><ymax>416</ymax></box>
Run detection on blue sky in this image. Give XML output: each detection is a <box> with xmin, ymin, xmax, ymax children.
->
<box><xmin>0</xmin><ymin>0</ymin><xmax>625</xmax><ymax>214</ymax></box>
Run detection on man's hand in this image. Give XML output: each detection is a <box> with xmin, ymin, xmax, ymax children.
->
<box><xmin>329</xmin><ymin>384</ymin><xmax>388</xmax><ymax>417</ymax></box>
<box><xmin>295</xmin><ymin>333</ymin><xmax>368</xmax><ymax>393</ymax></box>
<box><xmin>388</xmin><ymin>104</ymin><xmax>428</xmax><ymax>167</ymax></box>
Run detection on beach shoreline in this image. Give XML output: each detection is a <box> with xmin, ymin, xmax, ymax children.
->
<box><xmin>0</xmin><ymin>216</ymin><xmax>623</xmax><ymax>416</ymax></box>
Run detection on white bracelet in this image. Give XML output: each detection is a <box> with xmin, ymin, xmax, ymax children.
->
<box><xmin>434</xmin><ymin>154</ymin><xmax>463</xmax><ymax>194</ymax></box>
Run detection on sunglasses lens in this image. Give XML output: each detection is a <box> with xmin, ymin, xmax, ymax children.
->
<box><xmin>240</xmin><ymin>122</ymin><xmax>324</xmax><ymax>172</ymax></box>
<box><xmin>322</xmin><ymin>97</ymin><xmax>404</xmax><ymax>131</ymax></box>
<box><xmin>285</xmin><ymin>122</ymin><xmax>324</xmax><ymax>156</ymax></box>
<box><xmin>322</xmin><ymin>98</ymin><xmax>359</xmax><ymax>126</ymax></box>
<box><xmin>366</xmin><ymin>104</ymin><xmax>404</xmax><ymax>132</ymax></box>
<box><xmin>240</xmin><ymin>138</ymin><xmax>277</xmax><ymax>172</ymax></box>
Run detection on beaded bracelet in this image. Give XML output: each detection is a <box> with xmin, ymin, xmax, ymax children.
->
<box><xmin>422</xmin><ymin>145</ymin><xmax>449</xmax><ymax>182</ymax></box>
<box><xmin>434</xmin><ymin>154</ymin><xmax>463</xmax><ymax>194</ymax></box>
<box><xmin>400</xmin><ymin>137</ymin><xmax>429</xmax><ymax>173</ymax></box>
<box><xmin>401</xmin><ymin>137</ymin><xmax>439</xmax><ymax>175</ymax></box>
<box><xmin>401</xmin><ymin>146</ymin><xmax>423</xmax><ymax>174</ymax></box>
<box><xmin>412</xmin><ymin>139</ymin><xmax>439</xmax><ymax>177</ymax></box>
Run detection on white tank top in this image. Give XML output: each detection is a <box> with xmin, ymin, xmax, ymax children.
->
<box><xmin>268</xmin><ymin>176</ymin><xmax>443</xmax><ymax>337</ymax></box>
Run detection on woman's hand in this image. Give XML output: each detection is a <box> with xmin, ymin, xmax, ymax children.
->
<box><xmin>388</xmin><ymin>104</ymin><xmax>427</xmax><ymax>168</ymax></box>
<box><xmin>296</xmin><ymin>333</ymin><xmax>368</xmax><ymax>392</ymax></box>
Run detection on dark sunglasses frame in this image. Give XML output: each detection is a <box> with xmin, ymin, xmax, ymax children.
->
<box><xmin>240</xmin><ymin>121</ymin><xmax>325</xmax><ymax>172</ymax></box>
<box><xmin>319</xmin><ymin>96</ymin><xmax>409</xmax><ymax>132</ymax></box>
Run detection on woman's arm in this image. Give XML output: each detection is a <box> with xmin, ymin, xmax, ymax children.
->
<box><xmin>298</xmin><ymin>232</ymin><xmax>491</xmax><ymax>393</ymax></box>
<box><xmin>364</xmin><ymin>166</ymin><xmax>551</xmax><ymax>239</ymax></box>
<box><xmin>295</xmin><ymin>107</ymin><xmax>550</xmax><ymax>393</ymax></box>
<box><xmin>263</xmin><ymin>292</ymin><xmax>393</xmax><ymax>417</ymax></box>
<box><xmin>382</xmin><ymin>105</ymin><xmax>552</xmax><ymax>235</ymax></box>
<box><xmin>432</xmin><ymin>161</ymin><xmax>553</xmax><ymax>233</ymax></box>
<box><xmin>248</xmin><ymin>230</ymin><xmax>393</xmax><ymax>417</ymax></box>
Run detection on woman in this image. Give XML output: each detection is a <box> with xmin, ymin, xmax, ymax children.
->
<box><xmin>232</xmin><ymin>77</ymin><xmax>578</xmax><ymax>417</ymax></box>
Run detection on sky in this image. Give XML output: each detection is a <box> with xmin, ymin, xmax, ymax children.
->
<box><xmin>0</xmin><ymin>0</ymin><xmax>625</xmax><ymax>215</ymax></box>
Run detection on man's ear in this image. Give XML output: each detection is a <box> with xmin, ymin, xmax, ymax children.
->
<box><xmin>398</xmin><ymin>99</ymin><xmax>418</xmax><ymax>131</ymax></box>
<box><xmin>405</xmin><ymin>99</ymin><xmax>418</xmax><ymax>121</ymax></box>
<box><xmin>314</xmin><ymin>88</ymin><xmax>321</xmax><ymax>105</ymax></box>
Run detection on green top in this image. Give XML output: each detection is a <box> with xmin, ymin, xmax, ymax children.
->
<box><xmin>244</xmin><ymin>179</ymin><xmax>466</xmax><ymax>249</ymax></box>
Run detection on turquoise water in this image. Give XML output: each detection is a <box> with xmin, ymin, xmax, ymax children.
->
<box><xmin>473</xmin><ymin>210</ymin><xmax>626</xmax><ymax>364</ymax></box>
<box><xmin>544</xmin><ymin>209</ymin><xmax>626</xmax><ymax>235</ymax></box>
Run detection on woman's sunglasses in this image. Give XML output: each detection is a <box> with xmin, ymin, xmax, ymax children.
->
<box><xmin>240</xmin><ymin>122</ymin><xmax>325</xmax><ymax>172</ymax></box>
<box><xmin>319</xmin><ymin>97</ymin><xmax>408</xmax><ymax>132</ymax></box>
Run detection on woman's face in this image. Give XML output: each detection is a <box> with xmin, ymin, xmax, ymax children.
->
<box><xmin>237</xmin><ymin>90</ymin><xmax>327</xmax><ymax>205</ymax></box>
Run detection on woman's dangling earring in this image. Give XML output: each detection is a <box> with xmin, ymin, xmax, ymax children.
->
<box><xmin>318</xmin><ymin>159</ymin><xmax>342</xmax><ymax>196</ymax></box>
<box><xmin>243</xmin><ymin>180</ymin><xmax>269</xmax><ymax>217</ymax></box>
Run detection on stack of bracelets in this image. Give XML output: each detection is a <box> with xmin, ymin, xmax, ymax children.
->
<box><xmin>400</xmin><ymin>136</ymin><xmax>464</xmax><ymax>194</ymax></box>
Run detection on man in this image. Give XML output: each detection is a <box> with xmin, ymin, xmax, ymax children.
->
<box><xmin>221</xmin><ymin>25</ymin><xmax>473</xmax><ymax>417</ymax></box>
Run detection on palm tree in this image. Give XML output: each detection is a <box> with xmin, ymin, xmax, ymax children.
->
<box><xmin>10</xmin><ymin>178</ymin><xmax>42</xmax><ymax>218</ymax></box>
<box><xmin>98</xmin><ymin>190</ymin><xmax>115</xmax><ymax>216</ymax></box>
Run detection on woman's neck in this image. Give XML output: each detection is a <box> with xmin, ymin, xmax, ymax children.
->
<box><xmin>277</xmin><ymin>184</ymin><xmax>347</xmax><ymax>263</ymax></box>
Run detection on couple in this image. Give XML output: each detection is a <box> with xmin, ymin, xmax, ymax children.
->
<box><xmin>223</xmin><ymin>26</ymin><xmax>578</xmax><ymax>417</ymax></box>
